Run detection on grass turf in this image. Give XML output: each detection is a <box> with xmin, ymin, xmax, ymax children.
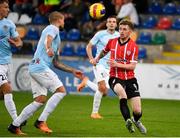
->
<box><xmin>0</xmin><ymin>92</ymin><xmax>180</xmax><ymax>137</ymax></box>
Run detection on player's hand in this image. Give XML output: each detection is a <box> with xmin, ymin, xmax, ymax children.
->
<box><xmin>46</xmin><ymin>48</ymin><xmax>54</xmax><ymax>57</ymax></box>
<box><xmin>107</xmin><ymin>59</ymin><xmax>118</xmax><ymax>67</ymax></box>
<box><xmin>89</xmin><ymin>58</ymin><xmax>98</xmax><ymax>66</ymax></box>
<box><xmin>8</xmin><ymin>38</ymin><xmax>22</xmax><ymax>48</ymax></box>
<box><xmin>73</xmin><ymin>70</ymin><xmax>84</xmax><ymax>79</ymax></box>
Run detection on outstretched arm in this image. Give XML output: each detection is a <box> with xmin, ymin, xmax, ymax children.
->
<box><xmin>53</xmin><ymin>55</ymin><xmax>84</xmax><ymax>79</ymax></box>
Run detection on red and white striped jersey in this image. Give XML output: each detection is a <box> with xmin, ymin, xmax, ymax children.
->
<box><xmin>104</xmin><ymin>37</ymin><xmax>138</xmax><ymax>80</ymax></box>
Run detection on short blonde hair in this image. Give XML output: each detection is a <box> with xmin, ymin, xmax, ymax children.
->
<box><xmin>49</xmin><ymin>11</ymin><xmax>64</xmax><ymax>23</ymax></box>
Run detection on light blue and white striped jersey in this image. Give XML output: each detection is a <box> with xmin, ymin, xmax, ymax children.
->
<box><xmin>29</xmin><ymin>24</ymin><xmax>60</xmax><ymax>73</ymax></box>
<box><xmin>90</xmin><ymin>30</ymin><xmax>119</xmax><ymax>69</ymax></box>
<box><xmin>0</xmin><ymin>18</ymin><xmax>19</xmax><ymax>64</ymax></box>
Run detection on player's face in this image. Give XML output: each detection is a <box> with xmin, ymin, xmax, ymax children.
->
<box><xmin>59</xmin><ymin>17</ymin><xmax>65</xmax><ymax>29</ymax></box>
<box><xmin>0</xmin><ymin>2</ymin><xmax>9</xmax><ymax>18</ymax></box>
<box><xmin>106</xmin><ymin>18</ymin><xmax>117</xmax><ymax>31</ymax></box>
<box><xmin>119</xmin><ymin>24</ymin><xmax>131</xmax><ymax>39</ymax></box>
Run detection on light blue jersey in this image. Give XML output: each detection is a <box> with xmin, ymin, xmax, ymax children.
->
<box><xmin>90</xmin><ymin>30</ymin><xmax>119</xmax><ymax>69</ymax></box>
<box><xmin>0</xmin><ymin>18</ymin><xmax>19</xmax><ymax>64</ymax></box>
<box><xmin>29</xmin><ymin>25</ymin><xmax>60</xmax><ymax>73</ymax></box>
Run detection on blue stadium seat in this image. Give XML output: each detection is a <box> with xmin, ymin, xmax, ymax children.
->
<box><xmin>32</xmin><ymin>13</ymin><xmax>48</xmax><ymax>25</ymax></box>
<box><xmin>61</xmin><ymin>43</ymin><xmax>74</xmax><ymax>56</ymax></box>
<box><xmin>67</xmin><ymin>29</ymin><xmax>81</xmax><ymax>41</ymax></box>
<box><xmin>76</xmin><ymin>44</ymin><xmax>87</xmax><ymax>57</ymax></box>
<box><xmin>136</xmin><ymin>32</ymin><xmax>152</xmax><ymax>44</ymax></box>
<box><xmin>59</xmin><ymin>30</ymin><xmax>67</xmax><ymax>41</ymax></box>
<box><xmin>25</xmin><ymin>27</ymin><xmax>39</xmax><ymax>40</ymax></box>
<box><xmin>142</xmin><ymin>16</ymin><xmax>157</xmax><ymax>28</ymax></box>
<box><xmin>176</xmin><ymin>5</ymin><xmax>180</xmax><ymax>14</ymax></box>
<box><xmin>163</xmin><ymin>3</ymin><xmax>177</xmax><ymax>14</ymax></box>
<box><xmin>138</xmin><ymin>47</ymin><xmax>147</xmax><ymax>59</ymax></box>
<box><xmin>172</xmin><ymin>18</ymin><xmax>180</xmax><ymax>30</ymax></box>
<box><xmin>148</xmin><ymin>2</ymin><xmax>162</xmax><ymax>14</ymax></box>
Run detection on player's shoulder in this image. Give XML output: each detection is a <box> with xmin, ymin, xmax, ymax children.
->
<box><xmin>95</xmin><ymin>30</ymin><xmax>107</xmax><ymax>35</ymax></box>
<box><xmin>108</xmin><ymin>37</ymin><xmax>119</xmax><ymax>43</ymax></box>
<box><xmin>129</xmin><ymin>38</ymin><xmax>138</xmax><ymax>47</ymax></box>
<box><xmin>44</xmin><ymin>24</ymin><xmax>59</xmax><ymax>33</ymax></box>
<box><xmin>2</xmin><ymin>18</ymin><xmax>15</xmax><ymax>25</ymax></box>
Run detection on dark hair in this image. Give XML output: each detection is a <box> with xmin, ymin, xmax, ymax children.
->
<box><xmin>107</xmin><ymin>15</ymin><xmax>117</xmax><ymax>20</ymax></box>
<box><xmin>119</xmin><ymin>19</ymin><xmax>134</xmax><ymax>30</ymax></box>
<box><xmin>0</xmin><ymin>0</ymin><xmax>8</xmax><ymax>4</ymax></box>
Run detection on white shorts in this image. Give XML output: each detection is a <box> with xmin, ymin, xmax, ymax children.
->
<box><xmin>93</xmin><ymin>64</ymin><xmax>110</xmax><ymax>88</ymax></box>
<box><xmin>30</xmin><ymin>68</ymin><xmax>63</xmax><ymax>98</ymax></box>
<box><xmin>0</xmin><ymin>64</ymin><xmax>12</xmax><ymax>86</ymax></box>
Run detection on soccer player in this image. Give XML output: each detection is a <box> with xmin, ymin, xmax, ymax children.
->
<box><xmin>8</xmin><ymin>11</ymin><xmax>83</xmax><ymax>135</ymax></box>
<box><xmin>77</xmin><ymin>16</ymin><xmax>119</xmax><ymax>119</ymax></box>
<box><xmin>0</xmin><ymin>0</ymin><xmax>22</xmax><ymax>122</ymax></box>
<box><xmin>91</xmin><ymin>19</ymin><xmax>147</xmax><ymax>134</ymax></box>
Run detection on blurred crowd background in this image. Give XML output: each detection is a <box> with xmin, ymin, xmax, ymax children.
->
<box><xmin>7</xmin><ymin>0</ymin><xmax>180</xmax><ymax>64</ymax></box>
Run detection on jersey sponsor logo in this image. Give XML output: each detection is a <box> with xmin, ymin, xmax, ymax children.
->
<box><xmin>115</xmin><ymin>58</ymin><xmax>128</xmax><ymax>63</ymax></box>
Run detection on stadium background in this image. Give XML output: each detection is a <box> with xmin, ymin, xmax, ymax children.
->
<box><xmin>1</xmin><ymin>0</ymin><xmax>180</xmax><ymax>137</ymax></box>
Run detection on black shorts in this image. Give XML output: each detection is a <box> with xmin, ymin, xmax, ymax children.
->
<box><xmin>109</xmin><ymin>77</ymin><xmax>140</xmax><ymax>99</ymax></box>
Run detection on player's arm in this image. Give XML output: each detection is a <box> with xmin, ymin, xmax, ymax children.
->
<box><xmin>108</xmin><ymin>60</ymin><xmax>137</xmax><ymax>70</ymax></box>
<box><xmin>8</xmin><ymin>36</ymin><xmax>22</xmax><ymax>48</ymax></box>
<box><xmin>86</xmin><ymin>42</ymin><xmax>94</xmax><ymax>60</ymax></box>
<box><xmin>45</xmin><ymin>35</ymin><xmax>54</xmax><ymax>57</ymax></box>
<box><xmin>96</xmin><ymin>49</ymin><xmax>108</xmax><ymax>62</ymax></box>
<box><xmin>53</xmin><ymin>55</ymin><xmax>83</xmax><ymax>79</ymax></box>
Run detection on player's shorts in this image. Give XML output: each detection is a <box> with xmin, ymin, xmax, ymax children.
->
<box><xmin>93</xmin><ymin>64</ymin><xmax>110</xmax><ymax>88</ymax></box>
<box><xmin>0</xmin><ymin>64</ymin><xmax>12</xmax><ymax>86</ymax></box>
<box><xmin>109</xmin><ymin>77</ymin><xmax>140</xmax><ymax>99</ymax></box>
<box><xmin>30</xmin><ymin>68</ymin><xmax>63</xmax><ymax>98</ymax></box>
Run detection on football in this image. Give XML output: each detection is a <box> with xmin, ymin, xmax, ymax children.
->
<box><xmin>89</xmin><ymin>3</ymin><xmax>106</xmax><ymax>19</ymax></box>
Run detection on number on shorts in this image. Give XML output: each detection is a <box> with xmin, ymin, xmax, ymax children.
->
<box><xmin>0</xmin><ymin>74</ymin><xmax>7</xmax><ymax>81</ymax></box>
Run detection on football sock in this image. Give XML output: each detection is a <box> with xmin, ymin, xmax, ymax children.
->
<box><xmin>119</xmin><ymin>98</ymin><xmax>131</xmax><ymax>121</ymax></box>
<box><xmin>38</xmin><ymin>92</ymin><xmax>66</xmax><ymax>122</ymax></box>
<box><xmin>4</xmin><ymin>93</ymin><xmax>17</xmax><ymax>120</ymax></box>
<box><xmin>92</xmin><ymin>90</ymin><xmax>103</xmax><ymax>113</ymax></box>
<box><xmin>13</xmin><ymin>101</ymin><xmax>43</xmax><ymax>126</ymax></box>
<box><xmin>133</xmin><ymin>112</ymin><xmax>142</xmax><ymax>122</ymax></box>
<box><xmin>86</xmin><ymin>80</ymin><xmax>98</xmax><ymax>91</ymax></box>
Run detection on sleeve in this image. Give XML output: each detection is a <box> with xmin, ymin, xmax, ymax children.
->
<box><xmin>89</xmin><ymin>32</ymin><xmax>100</xmax><ymax>46</ymax></box>
<box><xmin>130</xmin><ymin>43</ymin><xmax>138</xmax><ymax>63</ymax></box>
<box><xmin>46</xmin><ymin>27</ymin><xmax>58</xmax><ymax>39</ymax></box>
<box><xmin>103</xmin><ymin>39</ymin><xmax>112</xmax><ymax>53</ymax></box>
<box><xmin>10</xmin><ymin>21</ymin><xmax>19</xmax><ymax>38</ymax></box>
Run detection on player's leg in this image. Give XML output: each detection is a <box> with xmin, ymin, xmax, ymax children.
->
<box><xmin>91</xmin><ymin>65</ymin><xmax>109</xmax><ymax>119</ymax></box>
<box><xmin>35</xmin><ymin>69</ymin><xmax>66</xmax><ymax>133</ymax></box>
<box><xmin>109</xmin><ymin>77</ymin><xmax>135</xmax><ymax>133</ymax></box>
<box><xmin>8</xmin><ymin>73</ymin><xmax>46</xmax><ymax>135</ymax></box>
<box><xmin>0</xmin><ymin>64</ymin><xmax>17</xmax><ymax>121</ymax></box>
<box><xmin>1</xmin><ymin>83</ymin><xmax>17</xmax><ymax>120</ymax></box>
<box><xmin>130</xmin><ymin>97</ymin><xmax>147</xmax><ymax>134</ymax></box>
<box><xmin>36</xmin><ymin>87</ymin><xmax>66</xmax><ymax>133</ymax></box>
<box><xmin>127</xmin><ymin>78</ymin><xmax>146</xmax><ymax>134</ymax></box>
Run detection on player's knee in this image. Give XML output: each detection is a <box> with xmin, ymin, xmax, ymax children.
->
<box><xmin>0</xmin><ymin>83</ymin><xmax>12</xmax><ymax>94</ymax></box>
<box><xmin>56</xmin><ymin>86</ymin><xmax>66</xmax><ymax>93</ymax></box>
<box><xmin>133</xmin><ymin>107</ymin><xmax>141</xmax><ymax>114</ymax></box>
<box><xmin>98</xmin><ymin>85</ymin><xmax>108</xmax><ymax>95</ymax></box>
<box><xmin>34</xmin><ymin>95</ymin><xmax>47</xmax><ymax>104</ymax></box>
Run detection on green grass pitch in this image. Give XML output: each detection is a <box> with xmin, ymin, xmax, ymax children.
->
<box><xmin>0</xmin><ymin>92</ymin><xmax>180</xmax><ymax>137</ymax></box>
